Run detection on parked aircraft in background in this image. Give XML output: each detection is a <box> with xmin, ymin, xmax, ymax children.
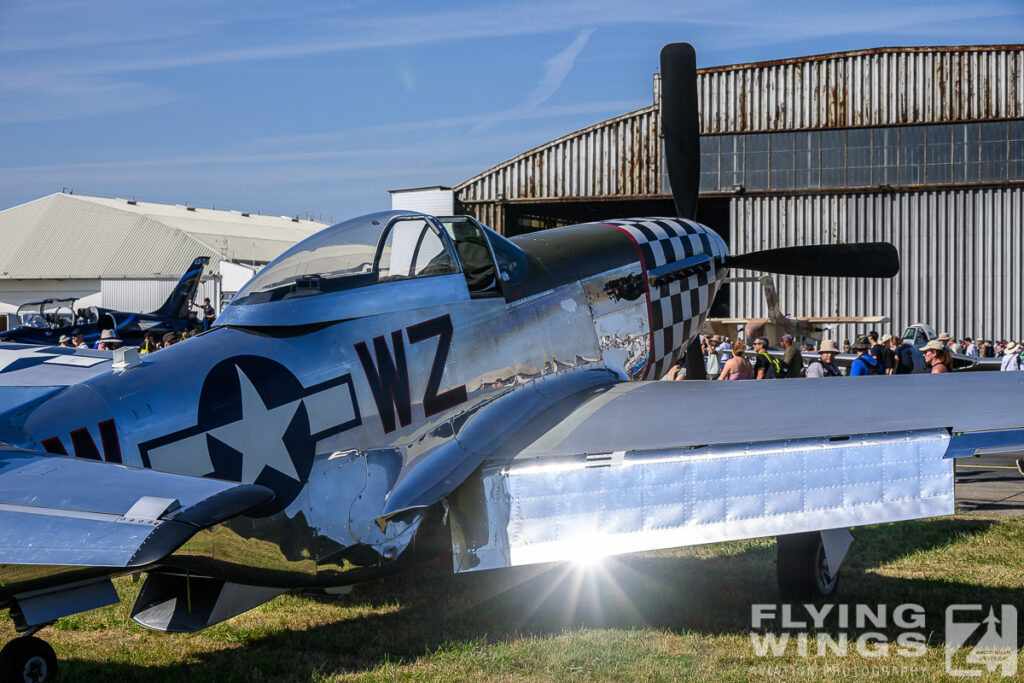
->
<box><xmin>900</xmin><ymin>323</ymin><xmax>1000</xmax><ymax>371</ymax></box>
<box><xmin>2</xmin><ymin>44</ymin><xmax>1023</xmax><ymax>682</ymax></box>
<box><xmin>704</xmin><ymin>274</ymin><xmax>888</xmax><ymax>347</ymax></box>
<box><xmin>0</xmin><ymin>257</ymin><xmax>210</xmax><ymax>347</ymax></box>
<box><xmin>3</xmin><ymin>298</ymin><xmax>80</xmax><ymax>334</ymax></box>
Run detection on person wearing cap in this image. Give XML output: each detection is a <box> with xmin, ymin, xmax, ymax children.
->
<box><xmin>96</xmin><ymin>329</ymin><xmax>123</xmax><ymax>351</ymax></box>
<box><xmin>753</xmin><ymin>337</ymin><xmax>782</xmax><ymax>379</ymax></box>
<box><xmin>805</xmin><ymin>339</ymin><xmax>841</xmax><ymax>378</ymax></box>
<box><xmin>704</xmin><ymin>335</ymin><xmax>721</xmax><ymax>378</ymax></box>
<box><xmin>921</xmin><ymin>340</ymin><xmax>952</xmax><ymax>373</ymax></box>
<box><xmin>58</xmin><ymin>334</ymin><xmax>73</xmax><ymax>348</ymax></box>
<box><xmin>877</xmin><ymin>333</ymin><xmax>897</xmax><ymax>374</ymax></box>
<box><xmin>849</xmin><ymin>335</ymin><xmax>883</xmax><ymax>376</ymax></box>
<box><xmin>162</xmin><ymin>331</ymin><xmax>179</xmax><ymax>348</ymax></box>
<box><xmin>779</xmin><ymin>334</ymin><xmax>803</xmax><ymax>378</ymax></box>
<box><xmin>71</xmin><ymin>328</ymin><xmax>88</xmax><ymax>349</ymax></box>
<box><xmin>944</xmin><ymin>333</ymin><xmax>962</xmax><ymax>354</ymax></box>
<box><xmin>980</xmin><ymin>338</ymin><xmax>995</xmax><ymax>358</ymax></box>
<box><xmin>1000</xmin><ymin>342</ymin><xmax>1021</xmax><ymax>371</ymax></box>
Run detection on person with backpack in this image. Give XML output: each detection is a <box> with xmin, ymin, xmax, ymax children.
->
<box><xmin>891</xmin><ymin>335</ymin><xmax>923</xmax><ymax>374</ymax></box>
<box><xmin>753</xmin><ymin>337</ymin><xmax>782</xmax><ymax>379</ymax></box>
<box><xmin>779</xmin><ymin>334</ymin><xmax>804</xmax><ymax>378</ymax></box>
<box><xmin>805</xmin><ymin>339</ymin><xmax>841</xmax><ymax>377</ymax></box>
<box><xmin>850</xmin><ymin>335</ymin><xmax>884</xmax><ymax>376</ymax></box>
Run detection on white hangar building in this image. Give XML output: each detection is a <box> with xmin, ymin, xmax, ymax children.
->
<box><xmin>0</xmin><ymin>192</ymin><xmax>326</xmax><ymax>320</ymax></box>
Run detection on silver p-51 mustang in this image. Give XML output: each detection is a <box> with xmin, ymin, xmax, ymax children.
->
<box><xmin>1</xmin><ymin>44</ymin><xmax>1022</xmax><ymax>681</ymax></box>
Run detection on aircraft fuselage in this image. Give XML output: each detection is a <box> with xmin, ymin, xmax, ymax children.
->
<box><xmin>5</xmin><ymin>214</ymin><xmax>727</xmax><ymax>588</ymax></box>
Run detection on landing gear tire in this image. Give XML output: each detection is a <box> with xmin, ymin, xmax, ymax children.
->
<box><xmin>777</xmin><ymin>532</ymin><xmax>839</xmax><ymax>601</ymax></box>
<box><xmin>0</xmin><ymin>636</ymin><xmax>57</xmax><ymax>683</ymax></box>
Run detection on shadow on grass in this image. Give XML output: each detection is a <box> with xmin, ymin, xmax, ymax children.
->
<box><xmin>61</xmin><ymin>516</ymin><xmax>1021</xmax><ymax>682</ymax></box>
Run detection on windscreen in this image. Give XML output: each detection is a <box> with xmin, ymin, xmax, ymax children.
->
<box><xmin>233</xmin><ymin>213</ymin><xmax>458</xmax><ymax>305</ymax></box>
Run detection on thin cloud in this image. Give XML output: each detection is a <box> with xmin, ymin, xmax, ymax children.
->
<box><xmin>471</xmin><ymin>28</ymin><xmax>595</xmax><ymax>135</ymax></box>
<box><xmin>248</xmin><ymin>98</ymin><xmax>645</xmax><ymax>151</ymax></box>
<box><xmin>9</xmin><ymin>1</ymin><xmax>1021</xmax><ymax>78</ymax></box>
<box><xmin>0</xmin><ymin>99</ymin><xmax>645</xmax><ymax>174</ymax></box>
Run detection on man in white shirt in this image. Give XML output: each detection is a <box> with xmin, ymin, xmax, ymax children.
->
<box><xmin>964</xmin><ymin>337</ymin><xmax>978</xmax><ymax>357</ymax></box>
<box><xmin>705</xmin><ymin>335</ymin><xmax>721</xmax><ymax>378</ymax></box>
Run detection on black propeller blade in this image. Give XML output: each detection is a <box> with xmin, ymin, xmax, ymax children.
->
<box><xmin>660</xmin><ymin>43</ymin><xmax>699</xmax><ymax>220</ymax></box>
<box><xmin>725</xmin><ymin>242</ymin><xmax>900</xmax><ymax>278</ymax></box>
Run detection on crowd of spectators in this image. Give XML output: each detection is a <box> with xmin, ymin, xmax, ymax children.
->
<box><xmin>664</xmin><ymin>329</ymin><xmax>1024</xmax><ymax>381</ymax></box>
<box><xmin>56</xmin><ymin>328</ymin><xmax>192</xmax><ymax>354</ymax></box>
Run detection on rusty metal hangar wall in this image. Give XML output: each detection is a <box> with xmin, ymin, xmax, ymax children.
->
<box><xmin>453</xmin><ymin>45</ymin><xmax>1024</xmax><ymax>341</ymax></box>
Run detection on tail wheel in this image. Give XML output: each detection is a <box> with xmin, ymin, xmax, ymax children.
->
<box><xmin>0</xmin><ymin>635</ymin><xmax>58</xmax><ymax>683</ymax></box>
<box><xmin>777</xmin><ymin>532</ymin><xmax>839</xmax><ymax>600</ymax></box>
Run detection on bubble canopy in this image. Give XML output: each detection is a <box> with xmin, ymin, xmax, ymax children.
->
<box><xmin>232</xmin><ymin>211</ymin><xmax>460</xmax><ymax>305</ymax></box>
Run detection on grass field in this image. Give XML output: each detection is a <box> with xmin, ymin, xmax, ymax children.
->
<box><xmin>3</xmin><ymin>513</ymin><xmax>1023</xmax><ymax>681</ymax></box>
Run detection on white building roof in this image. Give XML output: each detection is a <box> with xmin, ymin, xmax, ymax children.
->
<box><xmin>0</xmin><ymin>193</ymin><xmax>326</xmax><ymax>279</ymax></box>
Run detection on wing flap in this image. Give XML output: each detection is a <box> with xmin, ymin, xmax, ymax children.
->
<box><xmin>447</xmin><ymin>372</ymin><xmax>1024</xmax><ymax>572</ymax></box>
<box><xmin>450</xmin><ymin>428</ymin><xmax>953</xmax><ymax>572</ymax></box>
<box><xmin>0</xmin><ymin>447</ymin><xmax>273</xmax><ymax>577</ymax></box>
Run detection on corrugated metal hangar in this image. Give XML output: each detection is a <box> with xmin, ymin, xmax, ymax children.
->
<box><xmin>440</xmin><ymin>44</ymin><xmax>1024</xmax><ymax>342</ymax></box>
<box><xmin>0</xmin><ymin>193</ymin><xmax>325</xmax><ymax>318</ymax></box>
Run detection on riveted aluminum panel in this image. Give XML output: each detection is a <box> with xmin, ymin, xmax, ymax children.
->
<box><xmin>450</xmin><ymin>429</ymin><xmax>952</xmax><ymax>572</ymax></box>
<box><xmin>729</xmin><ymin>187</ymin><xmax>1024</xmax><ymax>343</ymax></box>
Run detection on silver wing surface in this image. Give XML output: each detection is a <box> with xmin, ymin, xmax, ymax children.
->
<box><xmin>439</xmin><ymin>372</ymin><xmax>1024</xmax><ymax>572</ymax></box>
<box><xmin>0</xmin><ymin>343</ymin><xmax>113</xmax><ymax>388</ymax></box>
<box><xmin>0</xmin><ymin>445</ymin><xmax>272</xmax><ymax>629</ymax></box>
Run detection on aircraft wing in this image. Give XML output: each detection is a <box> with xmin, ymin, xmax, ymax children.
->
<box><xmin>435</xmin><ymin>372</ymin><xmax>1024</xmax><ymax>572</ymax></box>
<box><xmin>0</xmin><ymin>444</ymin><xmax>272</xmax><ymax>629</ymax></box>
<box><xmin>0</xmin><ymin>342</ymin><xmax>112</xmax><ymax>388</ymax></box>
<box><xmin>799</xmin><ymin>316</ymin><xmax>888</xmax><ymax>324</ymax></box>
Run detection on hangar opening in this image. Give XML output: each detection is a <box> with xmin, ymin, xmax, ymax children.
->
<box><xmin>396</xmin><ymin>45</ymin><xmax>1024</xmax><ymax>342</ymax></box>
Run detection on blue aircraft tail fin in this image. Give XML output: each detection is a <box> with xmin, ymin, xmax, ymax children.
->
<box><xmin>150</xmin><ymin>257</ymin><xmax>210</xmax><ymax>319</ymax></box>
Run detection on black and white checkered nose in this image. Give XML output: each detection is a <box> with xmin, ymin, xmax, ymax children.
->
<box><xmin>606</xmin><ymin>217</ymin><xmax>728</xmax><ymax>380</ymax></box>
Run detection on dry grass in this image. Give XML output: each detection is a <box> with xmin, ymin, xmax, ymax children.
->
<box><xmin>3</xmin><ymin>512</ymin><xmax>1023</xmax><ymax>681</ymax></box>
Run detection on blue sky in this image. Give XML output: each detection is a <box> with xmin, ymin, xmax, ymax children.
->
<box><xmin>1</xmin><ymin>0</ymin><xmax>1021</xmax><ymax>223</ymax></box>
